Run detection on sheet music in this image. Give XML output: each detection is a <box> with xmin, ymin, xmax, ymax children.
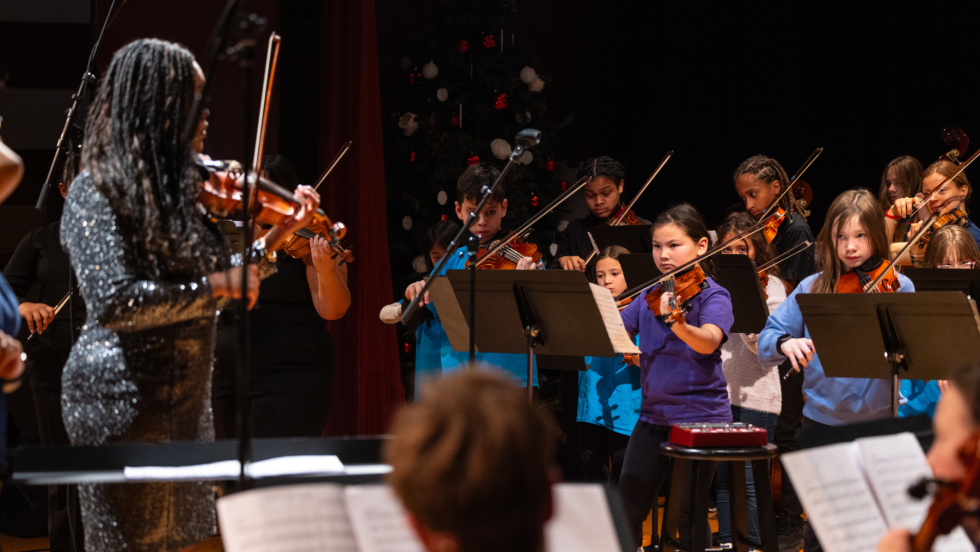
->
<box><xmin>589</xmin><ymin>283</ymin><xmax>641</xmax><ymax>355</ymax></box>
<box><xmin>217</xmin><ymin>483</ymin><xmax>358</xmax><ymax>552</ymax></box>
<box><xmin>545</xmin><ymin>484</ymin><xmax>622</xmax><ymax>552</ymax></box>
<box><xmin>782</xmin><ymin>443</ymin><xmax>889</xmax><ymax>552</ymax></box>
<box><xmin>122</xmin><ymin>455</ymin><xmax>344</xmax><ymax>481</ymax></box>
<box><xmin>856</xmin><ymin>434</ymin><xmax>974</xmax><ymax>552</ymax></box>
<box><xmin>344</xmin><ymin>485</ymin><xmax>426</xmax><ymax>552</ymax></box>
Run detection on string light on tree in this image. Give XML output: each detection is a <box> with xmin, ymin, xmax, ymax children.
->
<box><xmin>467</xmin><ymin>155</ymin><xmax>480</xmax><ymax>166</ymax></box>
<box><xmin>546</xmin><ymin>159</ymin><xmax>555</xmax><ymax>172</ymax></box>
<box><xmin>530</xmin><ymin>195</ymin><xmax>539</xmax><ymax>207</ymax></box>
<box><xmin>456</xmin><ymin>39</ymin><xmax>470</xmax><ymax>53</ymax></box>
<box><xmin>482</xmin><ymin>34</ymin><xmax>496</xmax><ymax>48</ymax></box>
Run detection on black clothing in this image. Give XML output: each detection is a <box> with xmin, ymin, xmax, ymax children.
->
<box><xmin>576</xmin><ymin>422</ymin><xmax>629</xmax><ymax>484</ymax></box>
<box><xmin>770</xmin><ymin>211</ymin><xmax>816</xmax><ymax>283</ymax></box>
<box><xmin>4</xmin><ymin>221</ymin><xmax>85</xmax><ymax>552</ymax></box>
<box><xmin>213</xmin><ymin>254</ymin><xmax>335</xmax><ymax>438</ymax></box>
<box><xmin>553</xmin><ymin>207</ymin><xmax>651</xmax><ymax>283</ymax></box>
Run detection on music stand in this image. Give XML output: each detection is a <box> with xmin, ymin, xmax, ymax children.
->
<box><xmin>589</xmin><ymin>224</ymin><xmax>653</xmax><ymax>254</ymax></box>
<box><xmin>712</xmin><ymin>255</ymin><xmax>770</xmax><ymax>334</ymax></box>
<box><xmin>617</xmin><ymin>254</ymin><xmax>661</xmax><ymax>290</ymax></box>
<box><xmin>903</xmin><ymin>268</ymin><xmax>980</xmax><ymax>299</ymax></box>
<box><xmin>428</xmin><ymin>270</ymin><xmax>638</xmax><ymax>401</ymax></box>
<box><xmin>796</xmin><ymin>292</ymin><xmax>980</xmax><ymax>417</ymax></box>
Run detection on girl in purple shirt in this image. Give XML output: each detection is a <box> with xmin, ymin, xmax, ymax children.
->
<box><xmin>617</xmin><ymin>204</ymin><xmax>734</xmax><ymax>547</ymax></box>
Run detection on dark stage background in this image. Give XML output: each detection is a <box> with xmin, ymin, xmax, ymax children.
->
<box><xmin>2</xmin><ymin>1</ymin><xmax>979</xmax><ymax>432</ymax></box>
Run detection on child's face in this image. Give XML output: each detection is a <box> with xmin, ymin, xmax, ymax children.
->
<box><xmin>429</xmin><ymin>244</ymin><xmax>447</xmax><ymax>268</ymax></box>
<box><xmin>719</xmin><ymin>232</ymin><xmax>756</xmax><ymax>261</ymax></box>
<box><xmin>938</xmin><ymin>252</ymin><xmax>976</xmax><ymax>269</ymax></box>
<box><xmin>651</xmin><ymin>223</ymin><xmax>708</xmax><ymax>273</ymax></box>
<box><xmin>455</xmin><ymin>198</ymin><xmax>507</xmax><ymax>244</ymax></box>
<box><xmin>922</xmin><ymin>172</ymin><xmax>969</xmax><ymax>216</ymax></box>
<box><xmin>835</xmin><ymin>215</ymin><xmax>873</xmax><ymax>270</ymax></box>
<box><xmin>927</xmin><ymin>385</ymin><xmax>975</xmax><ymax>482</ymax></box>
<box><xmin>582</xmin><ymin>176</ymin><xmax>623</xmax><ymax>220</ymax></box>
<box><xmin>596</xmin><ymin>257</ymin><xmax>628</xmax><ymax>297</ymax></box>
<box><xmin>735</xmin><ymin>174</ymin><xmax>780</xmax><ymax>219</ymax></box>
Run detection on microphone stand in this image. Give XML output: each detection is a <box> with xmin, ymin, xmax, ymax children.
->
<box><xmin>401</xmin><ymin>131</ymin><xmax>540</xmax><ymax>363</ymax></box>
<box><xmin>35</xmin><ymin>0</ymin><xmax>123</xmax><ymax>210</ymax></box>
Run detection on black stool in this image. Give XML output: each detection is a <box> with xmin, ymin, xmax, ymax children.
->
<box><xmin>658</xmin><ymin>442</ymin><xmax>778</xmax><ymax>552</ymax></box>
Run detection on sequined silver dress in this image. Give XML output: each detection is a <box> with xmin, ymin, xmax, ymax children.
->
<box><xmin>60</xmin><ymin>172</ymin><xmax>235</xmax><ymax>552</ymax></box>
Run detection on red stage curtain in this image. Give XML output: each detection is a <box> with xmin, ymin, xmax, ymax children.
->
<box><xmin>320</xmin><ymin>0</ymin><xmax>404</xmax><ymax>435</ymax></box>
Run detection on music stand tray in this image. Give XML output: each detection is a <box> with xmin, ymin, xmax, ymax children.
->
<box><xmin>589</xmin><ymin>224</ymin><xmax>653</xmax><ymax>254</ymax></box>
<box><xmin>796</xmin><ymin>292</ymin><xmax>980</xmax><ymax>416</ymax></box>
<box><xmin>712</xmin><ymin>255</ymin><xmax>770</xmax><ymax>334</ymax></box>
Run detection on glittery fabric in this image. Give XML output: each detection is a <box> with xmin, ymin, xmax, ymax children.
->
<box><xmin>59</xmin><ymin>172</ymin><xmax>270</xmax><ymax>552</ymax></box>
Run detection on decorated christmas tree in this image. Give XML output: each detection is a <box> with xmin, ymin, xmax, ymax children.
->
<box><xmin>384</xmin><ymin>0</ymin><xmax>572</xmax><ymax>294</ymax></box>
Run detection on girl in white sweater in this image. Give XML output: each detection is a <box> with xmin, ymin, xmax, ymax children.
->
<box><xmin>714</xmin><ymin>212</ymin><xmax>788</xmax><ymax>547</ymax></box>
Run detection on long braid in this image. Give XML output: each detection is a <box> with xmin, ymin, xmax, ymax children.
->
<box><xmin>83</xmin><ymin>39</ymin><xmax>206</xmax><ymax>280</ymax></box>
<box><xmin>733</xmin><ymin>155</ymin><xmax>796</xmax><ymax>214</ymax></box>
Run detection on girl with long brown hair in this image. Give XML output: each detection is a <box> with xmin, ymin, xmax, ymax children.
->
<box><xmin>887</xmin><ymin>159</ymin><xmax>980</xmax><ymax>266</ymax></box>
<box><xmin>758</xmin><ymin>189</ymin><xmax>916</xmax><ymax>550</ymax></box>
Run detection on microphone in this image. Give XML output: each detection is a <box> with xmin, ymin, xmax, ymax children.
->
<box><xmin>515</xmin><ymin>128</ymin><xmax>541</xmax><ymax>147</ymax></box>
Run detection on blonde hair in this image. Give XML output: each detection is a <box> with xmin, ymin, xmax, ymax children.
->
<box><xmin>878</xmin><ymin>156</ymin><xmax>922</xmax><ymax>212</ymax></box>
<box><xmin>923</xmin><ymin>160</ymin><xmax>972</xmax><ymax>212</ymax></box>
<box><xmin>811</xmin><ymin>189</ymin><xmax>890</xmax><ymax>293</ymax></box>
<box><xmin>924</xmin><ymin>225</ymin><xmax>980</xmax><ymax>267</ymax></box>
<box><xmin>385</xmin><ymin>370</ymin><xmax>557</xmax><ymax>552</ymax></box>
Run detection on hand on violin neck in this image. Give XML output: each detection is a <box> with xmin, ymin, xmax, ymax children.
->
<box><xmin>658</xmin><ymin>292</ymin><xmax>675</xmax><ymax>318</ymax></box>
<box><xmin>262</xmin><ymin>185</ymin><xmax>321</xmax><ymax>251</ymax></box>
<box><xmin>310</xmin><ymin>235</ymin><xmax>344</xmax><ymax>273</ymax></box>
<box><xmin>515</xmin><ymin>256</ymin><xmax>539</xmax><ymax>270</ymax></box>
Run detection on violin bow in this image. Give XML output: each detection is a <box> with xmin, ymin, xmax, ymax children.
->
<box><xmin>582</xmin><ymin>150</ymin><xmax>673</xmax><ymax>265</ymax></box>
<box><xmin>27</xmin><ymin>284</ymin><xmax>79</xmax><ymax>342</ymax></box>
<box><xmin>474</xmin><ymin>174</ymin><xmax>593</xmax><ymax>267</ymax></box>
<box><xmin>757</xmin><ymin>240</ymin><xmax>813</xmax><ymax>273</ymax></box>
<box><xmin>757</xmin><ymin>147</ymin><xmax>824</xmax><ymax>223</ymax></box>
<box><xmin>901</xmin><ymin>147</ymin><xmax>980</xmax><ymax>226</ymax></box>
<box><xmin>865</xmin><ymin>194</ymin><xmax>966</xmax><ymax>293</ymax></box>
<box><xmin>252</xmin><ymin>33</ymin><xmax>281</xmax><ymax>174</ymax></box>
<box><xmin>313</xmin><ymin>141</ymin><xmax>353</xmax><ymax>191</ymax></box>
<box><xmin>617</xmin><ymin>149</ymin><xmax>823</xmax><ymax>302</ymax></box>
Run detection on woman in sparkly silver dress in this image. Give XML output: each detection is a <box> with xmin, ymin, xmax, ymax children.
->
<box><xmin>60</xmin><ymin>39</ymin><xmax>319</xmax><ymax>552</ymax></box>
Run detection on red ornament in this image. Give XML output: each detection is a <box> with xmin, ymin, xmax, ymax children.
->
<box><xmin>409</xmin><ymin>69</ymin><xmax>422</xmax><ymax>84</ymax></box>
<box><xmin>467</xmin><ymin>155</ymin><xmax>480</xmax><ymax>166</ymax></box>
<box><xmin>546</xmin><ymin>160</ymin><xmax>555</xmax><ymax>172</ymax></box>
<box><xmin>494</xmin><ymin>93</ymin><xmax>508</xmax><ymax>110</ymax></box>
<box><xmin>531</xmin><ymin>195</ymin><xmax>539</xmax><ymax>207</ymax></box>
<box><xmin>409</xmin><ymin>151</ymin><xmax>416</xmax><ymax>162</ymax></box>
<box><xmin>482</xmin><ymin>35</ymin><xmax>496</xmax><ymax>49</ymax></box>
<box><xmin>441</xmin><ymin>214</ymin><xmax>449</xmax><ymax>221</ymax></box>
<box><xmin>451</xmin><ymin>116</ymin><xmax>460</xmax><ymax>127</ymax></box>
<box><xmin>456</xmin><ymin>39</ymin><xmax>470</xmax><ymax>53</ymax></box>
<box><xmin>560</xmin><ymin>180</ymin><xmax>569</xmax><ymax>191</ymax></box>
<box><xmin>404</xmin><ymin>342</ymin><xmax>411</xmax><ymax>353</ymax></box>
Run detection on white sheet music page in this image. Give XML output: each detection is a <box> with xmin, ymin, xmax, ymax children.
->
<box><xmin>545</xmin><ymin>484</ymin><xmax>622</xmax><ymax>552</ymax></box>
<box><xmin>217</xmin><ymin>483</ymin><xmax>358</xmax><ymax>552</ymax></box>
<box><xmin>856</xmin><ymin>433</ymin><xmax>974</xmax><ymax>552</ymax></box>
<box><xmin>782</xmin><ymin>442</ymin><xmax>889</xmax><ymax>552</ymax></box>
<box><xmin>589</xmin><ymin>283</ymin><xmax>641</xmax><ymax>355</ymax></box>
<box><xmin>344</xmin><ymin>485</ymin><xmax>426</xmax><ymax>552</ymax></box>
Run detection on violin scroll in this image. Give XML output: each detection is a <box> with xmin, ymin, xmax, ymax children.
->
<box><xmin>940</xmin><ymin>127</ymin><xmax>970</xmax><ymax>165</ymax></box>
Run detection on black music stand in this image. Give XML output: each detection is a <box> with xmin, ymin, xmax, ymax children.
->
<box><xmin>428</xmin><ymin>270</ymin><xmax>637</xmax><ymax>401</ymax></box>
<box><xmin>712</xmin><ymin>255</ymin><xmax>770</xmax><ymax>334</ymax></box>
<box><xmin>904</xmin><ymin>268</ymin><xmax>980</xmax><ymax>299</ymax></box>
<box><xmin>617</xmin><ymin>254</ymin><xmax>661</xmax><ymax>290</ymax></box>
<box><xmin>796</xmin><ymin>292</ymin><xmax>980</xmax><ymax>417</ymax></box>
<box><xmin>589</xmin><ymin>224</ymin><xmax>653</xmax><ymax>254</ymax></box>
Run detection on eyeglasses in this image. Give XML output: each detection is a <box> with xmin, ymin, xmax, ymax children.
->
<box><xmin>937</xmin><ymin>262</ymin><xmax>977</xmax><ymax>269</ymax></box>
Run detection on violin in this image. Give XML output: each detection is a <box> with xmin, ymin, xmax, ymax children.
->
<box><xmin>607</xmin><ymin>204</ymin><xmax>643</xmax><ymax>226</ymax></box>
<box><xmin>910</xmin><ymin>431</ymin><xmax>980</xmax><ymax>552</ymax></box>
<box><xmin>759</xmin><ymin>270</ymin><xmax>770</xmax><ymax>300</ymax></box>
<box><xmin>474</xmin><ymin>236</ymin><xmax>542</xmax><ymax>270</ymax></box>
<box><xmin>835</xmin><ymin>257</ymin><xmax>899</xmax><ymax>294</ymax></box>
<box><xmin>761</xmin><ymin>179</ymin><xmax>815</xmax><ymax>243</ymax></box>
<box><xmin>195</xmin><ymin>158</ymin><xmax>349</xmax><ymax>254</ymax></box>
<box><xmin>644</xmin><ymin>265</ymin><xmax>709</xmax><ymax>328</ymax></box>
<box><xmin>912</xmin><ymin>208</ymin><xmax>968</xmax><ymax>263</ymax></box>
<box><xmin>617</xmin><ymin>296</ymin><xmax>633</xmax><ymax>311</ymax></box>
